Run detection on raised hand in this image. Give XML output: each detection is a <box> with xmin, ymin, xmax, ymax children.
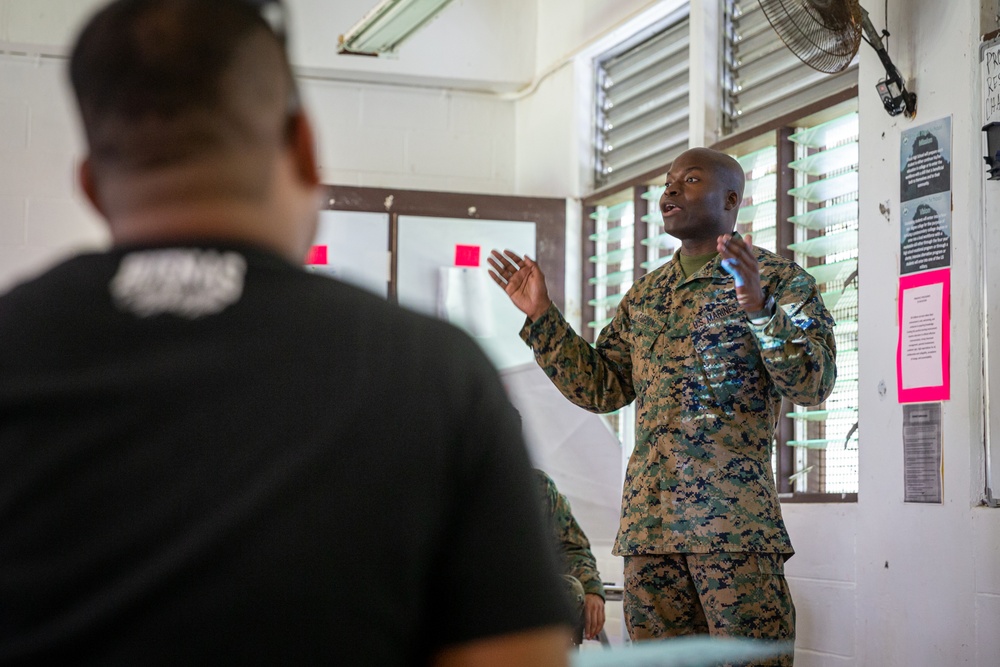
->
<box><xmin>487</xmin><ymin>249</ymin><xmax>552</xmax><ymax>321</ymax></box>
<box><xmin>717</xmin><ymin>233</ymin><xmax>766</xmax><ymax>313</ymax></box>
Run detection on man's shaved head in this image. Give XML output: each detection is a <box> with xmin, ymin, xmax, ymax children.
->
<box><xmin>674</xmin><ymin>147</ymin><xmax>746</xmax><ymax>203</ymax></box>
<box><xmin>69</xmin><ymin>0</ymin><xmax>298</xmax><ymax>177</ymax></box>
<box><xmin>659</xmin><ymin>147</ymin><xmax>748</xmax><ymax>245</ymax></box>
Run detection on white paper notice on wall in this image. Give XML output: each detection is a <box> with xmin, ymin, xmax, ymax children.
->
<box><xmin>896</xmin><ymin>268</ymin><xmax>950</xmax><ymax>403</ymax></box>
<box><xmin>438</xmin><ymin>266</ymin><xmax>494</xmax><ymax>338</ymax></box>
<box><xmin>900</xmin><ymin>282</ymin><xmax>944</xmax><ymax>390</ymax></box>
<box><xmin>983</xmin><ymin>39</ymin><xmax>1000</xmax><ymax>125</ymax></box>
<box><xmin>902</xmin><ymin>403</ymin><xmax>943</xmax><ymax>504</ymax></box>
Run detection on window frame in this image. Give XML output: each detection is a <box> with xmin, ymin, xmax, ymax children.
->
<box><xmin>581</xmin><ymin>87</ymin><xmax>860</xmax><ymax>503</ymax></box>
<box><xmin>593</xmin><ymin>5</ymin><xmax>692</xmax><ymax>191</ymax></box>
<box><xmin>713</xmin><ymin>88</ymin><xmax>859</xmax><ymax>503</ymax></box>
<box><xmin>321</xmin><ymin>185</ymin><xmax>567</xmax><ymax>310</ymax></box>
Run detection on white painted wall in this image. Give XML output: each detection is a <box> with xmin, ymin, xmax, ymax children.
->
<box><xmin>0</xmin><ymin>0</ymin><xmax>106</xmax><ymax>51</ymax></box>
<box><xmin>533</xmin><ymin>0</ymin><xmax>660</xmax><ymax>75</ymax></box>
<box><xmin>0</xmin><ymin>2</ymin><xmax>521</xmax><ymax>293</ymax></box>
<box><xmin>0</xmin><ymin>71</ymin><xmax>518</xmax><ymax>295</ymax></box>
<box><xmin>514</xmin><ymin>65</ymin><xmax>582</xmax><ymax>198</ymax></box>
<box><xmin>288</xmin><ymin>0</ymin><xmax>536</xmax><ymax>92</ymax></box>
<box><xmin>851</xmin><ymin>1</ymin><xmax>1000</xmax><ymax>665</ymax></box>
<box><xmin>0</xmin><ymin>54</ymin><xmax>106</xmax><ymax>293</ymax></box>
<box><xmin>782</xmin><ymin>506</ymin><xmax>858</xmax><ymax>666</ymax></box>
<box><xmin>1</xmin><ymin>0</ymin><xmax>537</xmax><ymax>91</ymax></box>
<box><xmin>303</xmin><ymin>78</ymin><xmax>515</xmax><ymax>194</ymax></box>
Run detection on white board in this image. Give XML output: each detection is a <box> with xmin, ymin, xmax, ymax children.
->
<box><xmin>396</xmin><ymin>216</ymin><xmax>536</xmax><ymax>371</ymax></box>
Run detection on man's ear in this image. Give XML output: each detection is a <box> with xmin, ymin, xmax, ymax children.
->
<box><xmin>724</xmin><ymin>189</ymin><xmax>740</xmax><ymax>210</ymax></box>
<box><xmin>78</xmin><ymin>158</ymin><xmax>107</xmax><ymax>216</ymax></box>
<box><xmin>288</xmin><ymin>111</ymin><xmax>319</xmax><ymax>187</ymax></box>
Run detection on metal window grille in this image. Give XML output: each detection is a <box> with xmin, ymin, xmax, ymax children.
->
<box><xmin>587</xmin><ymin>201</ymin><xmax>635</xmax><ymax>336</ymax></box>
<box><xmin>786</xmin><ymin>111</ymin><xmax>859</xmax><ymax>494</ymax></box>
<box><xmin>595</xmin><ymin>8</ymin><xmax>691</xmax><ymax>189</ymax></box>
<box><xmin>723</xmin><ymin>1</ymin><xmax>858</xmax><ymax>136</ymax></box>
<box><xmin>735</xmin><ymin>145</ymin><xmax>779</xmax><ymax>253</ymax></box>
<box><xmin>586</xmin><ymin>200</ymin><xmax>637</xmax><ymax>447</ymax></box>
<box><xmin>728</xmin><ymin>110</ymin><xmax>860</xmax><ymax>496</ymax></box>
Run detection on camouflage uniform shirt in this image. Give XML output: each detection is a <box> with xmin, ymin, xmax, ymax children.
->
<box><xmin>520</xmin><ymin>243</ymin><xmax>837</xmax><ymax>556</ymax></box>
<box><xmin>535</xmin><ymin>470</ymin><xmax>606</xmax><ymax>599</ymax></box>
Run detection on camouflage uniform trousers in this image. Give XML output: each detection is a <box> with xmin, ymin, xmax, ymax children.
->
<box><xmin>623</xmin><ymin>553</ymin><xmax>795</xmax><ymax>667</ymax></box>
<box><xmin>563</xmin><ymin>574</ymin><xmax>585</xmax><ymax>645</ymax></box>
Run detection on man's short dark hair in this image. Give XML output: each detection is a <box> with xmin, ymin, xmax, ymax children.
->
<box><xmin>69</xmin><ymin>0</ymin><xmax>299</xmax><ymax>173</ymax></box>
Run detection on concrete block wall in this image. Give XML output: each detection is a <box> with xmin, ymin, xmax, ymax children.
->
<box><xmin>783</xmin><ymin>506</ymin><xmax>858</xmax><ymax>666</ymax></box>
<box><xmin>0</xmin><ymin>57</ymin><xmax>518</xmax><ymax>294</ymax></box>
<box><xmin>302</xmin><ymin>79</ymin><xmax>516</xmax><ymax>195</ymax></box>
<box><xmin>0</xmin><ymin>54</ymin><xmax>107</xmax><ymax>294</ymax></box>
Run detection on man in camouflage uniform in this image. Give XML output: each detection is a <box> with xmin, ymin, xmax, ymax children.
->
<box><xmin>535</xmin><ymin>469</ymin><xmax>606</xmax><ymax>644</ymax></box>
<box><xmin>489</xmin><ymin>148</ymin><xmax>837</xmax><ymax>665</ymax></box>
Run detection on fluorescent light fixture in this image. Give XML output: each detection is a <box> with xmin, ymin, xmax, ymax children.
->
<box><xmin>339</xmin><ymin>0</ymin><xmax>455</xmax><ymax>56</ymax></box>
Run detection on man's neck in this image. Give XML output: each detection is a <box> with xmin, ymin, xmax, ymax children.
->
<box><xmin>94</xmin><ymin>160</ymin><xmax>312</xmax><ymax>264</ymax></box>
<box><xmin>108</xmin><ymin>198</ymin><xmax>299</xmax><ymax>262</ymax></box>
<box><xmin>679</xmin><ymin>238</ymin><xmax>720</xmax><ymax>256</ymax></box>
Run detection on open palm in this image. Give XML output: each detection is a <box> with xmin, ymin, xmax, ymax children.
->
<box><xmin>487</xmin><ymin>249</ymin><xmax>551</xmax><ymax>321</ymax></box>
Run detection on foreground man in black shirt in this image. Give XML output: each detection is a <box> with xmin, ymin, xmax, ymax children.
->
<box><xmin>0</xmin><ymin>1</ymin><xmax>570</xmax><ymax>664</ymax></box>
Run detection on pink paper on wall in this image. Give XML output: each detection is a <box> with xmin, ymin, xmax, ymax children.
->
<box><xmin>305</xmin><ymin>245</ymin><xmax>328</xmax><ymax>265</ymax></box>
<box><xmin>454</xmin><ymin>244</ymin><xmax>481</xmax><ymax>267</ymax></box>
<box><xmin>896</xmin><ymin>268</ymin><xmax>950</xmax><ymax>403</ymax></box>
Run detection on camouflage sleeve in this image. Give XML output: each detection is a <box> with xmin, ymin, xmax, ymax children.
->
<box><xmin>546</xmin><ymin>476</ymin><xmax>605</xmax><ymax>599</ymax></box>
<box><xmin>750</xmin><ymin>266</ymin><xmax>838</xmax><ymax>406</ymax></box>
<box><xmin>519</xmin><ymin>301</ymin><xmax>635</xmax><ymax>414</ymax></box>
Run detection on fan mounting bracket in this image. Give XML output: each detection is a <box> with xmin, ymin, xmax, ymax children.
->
<box><xmin>860</xmin><ymin>7</ymin><xmax>917</xmax><ymax>118</ymax></box>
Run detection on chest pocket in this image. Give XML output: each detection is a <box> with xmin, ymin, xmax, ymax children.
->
<box><xmin>628</xmin><ymin>313</ymin><xmax>665</xmax><ymax>394</ymax></box>
<box><xmin>691</xmin><ymin>315</ymin><xmax>760</xmax><ymax>409</ymax></box>
<box><xmin>629</xmin><ymin>307</ymin><xmax>709</xmax><ymax>406</ymax></box>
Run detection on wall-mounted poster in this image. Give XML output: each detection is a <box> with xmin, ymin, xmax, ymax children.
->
<box><xmin>902</xmin><ymin>403</ymin><xmax>943</xmax><ymax>504</ymax></box>
<box><xmin>900</xmin><ymin>191</ymin><xmax>951</xmax><ymax>274</ymax></box>
<box><xmin>900</xmin><ymin>116</ymin><xmax>951</xmax><ymax>202</ymax></box>
<box><xmin>896</xmin><ymin>268</ymin><xmax>950</xmax><ymax>403</ymax></box>
<box><xmin>900</xmin><ymin>117</ymin><xmax>952</xmax><ymax>276</ymax></box>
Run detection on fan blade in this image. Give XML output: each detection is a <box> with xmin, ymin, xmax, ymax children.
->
<box><xmin>757</xmin><ymin>0</ymin><xmax>862</xmax><ymax>74</ymax></box>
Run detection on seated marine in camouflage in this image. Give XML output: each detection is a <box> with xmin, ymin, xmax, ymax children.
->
<box><xmin>534</xmin><ymin>469</ymin><xmax>606</xmax><ymax>645</ymax></box>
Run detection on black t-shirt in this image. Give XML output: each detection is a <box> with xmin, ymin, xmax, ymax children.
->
<box><xmin>0</xmin><ymin>244</ymin><xmax>569</xmax><ymax>665</ymax></box>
